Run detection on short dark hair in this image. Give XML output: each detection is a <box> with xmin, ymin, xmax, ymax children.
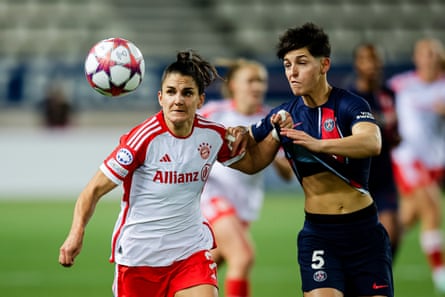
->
<box><xmin>276</xmin><ymin>22</ymin><xmax>331</xmax><ymax>59</ymax></box>
<box><xmin>162</xmin><ymin>50</ymin><xmax>220</xmax><ymax>94</ymax></box>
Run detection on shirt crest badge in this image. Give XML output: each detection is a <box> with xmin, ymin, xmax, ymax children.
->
<box><xmin>198</xmin><ymin>142</ymin><xmax>211</xmax><ymax>159</ymax></box>
<box><xmin>323</xmin><ymin>118</ymin><xmax>335</xmax><ymax>132</ymax></box>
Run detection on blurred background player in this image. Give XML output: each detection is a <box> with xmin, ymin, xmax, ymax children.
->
<box><xmin>38</xmin><ymin>83</ymin><xmax>73</xmax><ymax>128</ymax></box>
<box><xmin>342</xmin><ymin>43</ymin><xmax>401</xmax><ymax>258</ymax></box>
<box><xmin>199</xmin><ymin>58</ymin><xmax>293</xmax><ymax>297</ymax></box>
<box><xmin>388</xmin><ymin>37</ymin><xmax>445</xmax><ymax>292</ymax></box>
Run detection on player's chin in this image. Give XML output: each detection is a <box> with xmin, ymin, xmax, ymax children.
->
<box><xmin>170</xmin><ymin>110</ymin><xmax>190</xmax><ymax>118</ymax></box>
<box><xmin>169</xmin><ymin>112</ymin><xmax>192</xmax><ymax>124</ymax></box>
<box><xmin>290</xmin><ymin>84</ymin><xmax>303</xmax><ymax>94</ymax></box>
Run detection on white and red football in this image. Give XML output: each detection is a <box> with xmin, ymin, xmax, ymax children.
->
<box><xmin>85</xmin><ymin>37</ymin><xmax>145</xmax><ymax>97</ymax></box>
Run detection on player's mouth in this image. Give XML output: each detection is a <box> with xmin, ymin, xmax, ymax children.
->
<box><xmin>171</xmin><ymin>109</ymin><xmax>186</xmax><ymax>113</ymax></box>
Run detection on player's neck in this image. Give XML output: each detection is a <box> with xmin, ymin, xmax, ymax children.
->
<box><xmin>356</xmin><ymin>76</ymin><xmax>380</xmax><ymax>93</ymax></box>
<box><xmin>302</xmin><ymin>83</ymin><xmax>332</xmax><ymax>108</ymax></box>
<box><xmin>166</xmin><ymin>118</ymin><xmax>194</xmax><ymax>137</ymax></box>
<box><xmin>417</xmin><ymin>67</ymin><xmax>442</xmax><ymax>83</ymax></box>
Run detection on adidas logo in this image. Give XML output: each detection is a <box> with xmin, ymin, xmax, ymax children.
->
<box><xmin>160</xmin><ymin>153</ymin><xmax>171</xmax><ymax>162</ymax></box>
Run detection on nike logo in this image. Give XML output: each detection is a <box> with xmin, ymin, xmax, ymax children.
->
<box><xmin>372</xmin><ymin>282</ymin><xmax>389</xmax><ymax>289</ymax></box>
<box><xmin>293</xmin><ymin>122</ymin><xmax>303</xmax><ymax>128</ymax></box>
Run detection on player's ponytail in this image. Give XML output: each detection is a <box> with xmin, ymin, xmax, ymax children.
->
<box><xmin>162</xmin><ymin>50</ymin><xmax>221</xmax><ymax>94</ymax></box>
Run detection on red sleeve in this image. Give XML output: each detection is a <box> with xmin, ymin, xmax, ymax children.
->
<box><xmin>100</xmin><ymin>114</ymin><xmax>162</xmax><ymax>183</ymax></box>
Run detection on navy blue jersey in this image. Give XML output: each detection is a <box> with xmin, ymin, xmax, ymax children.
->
<box><xmin>250</xmin><ymin>87</ymin><xmax>376</xmax><ymax>192</ymax></box>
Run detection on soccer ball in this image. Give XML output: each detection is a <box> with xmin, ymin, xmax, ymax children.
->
<box><xmin>85</xmin><ymin>37</ymin><xmax>145</xmax><ymax>97</ymax></box>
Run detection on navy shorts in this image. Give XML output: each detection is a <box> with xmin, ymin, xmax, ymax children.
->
<box><xmin>297</xmin><ymin>203</ymin><xmax>394</xmax><ymax>297</ymax></box>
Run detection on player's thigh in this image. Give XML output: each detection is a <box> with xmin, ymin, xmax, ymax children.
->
<box><xmin>212</xmin><ymin>214</ymin><xmax>253</xmax><ymax>259</ymax></box>
<box><xmin>416</xmin><ymin>184</ymin><xmax>443</xmax><ymax>228</ymax></box>
<box><xmin>303</xmin><ymin>287</ymin><xmax>343</xmax><ymax>297</ymax></box>
<box><xmin>174</xmin><ymin>284</ymin><xmax>218</xmax><ymax>297</ymax></box>
<box><xmin>378</xmin><ymin>210</ymin><xmax>400</xmax><ymax>242</ymax></box>
<box><xmin>399</xmin><ymin>196</ymin><xmax>418</xmax><ymax>228</ymax></box>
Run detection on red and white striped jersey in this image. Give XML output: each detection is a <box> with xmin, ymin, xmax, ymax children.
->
<box><xmin>389</xmin><ymin>71</ymin><xmax>445</xmax><ymax>169</ymax></box>
<box><xmin>100</xmin><ymin>111</ymin><xmax>243</xmax><ymax>267</ymax></box>
<box><xmin>199</xmin><ymin>100</ymin><xmax>271</xmax><ymax>222</ymax></box>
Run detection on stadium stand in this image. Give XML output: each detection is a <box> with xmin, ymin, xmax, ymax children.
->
<box><xmin>0</xmin><ymin>0</ymin><xmax>444</xmax><ymax>112</ymax></box>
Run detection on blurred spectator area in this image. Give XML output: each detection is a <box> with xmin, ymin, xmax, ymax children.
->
<box><xmin>1</xmin><ymin>0</ymin><xmax>444</xmax><ymax>61</ymax></box>
<box><xmin>0</xmin><ymin>0</ymin><xmax>444</xmax><ymax>124</ymax></box>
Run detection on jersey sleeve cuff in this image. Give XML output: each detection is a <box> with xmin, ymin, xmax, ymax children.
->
<box><xmin>100</xmin><ymin>163</ymin><xmax>123</xmax><ymax>185</ymax></box>
<box><xmin>221</xmin><ymin>151</ymin><xmax>246</xmax><ymax>167</ymax></box>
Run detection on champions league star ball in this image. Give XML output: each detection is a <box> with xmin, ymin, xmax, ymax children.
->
<box><xmin>85</xmin><ymin>37</ymin><xmax>145</xmax><ymax>97</ymax></box>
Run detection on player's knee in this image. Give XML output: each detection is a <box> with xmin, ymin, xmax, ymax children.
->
<box><xmin>230</xmin><ymin>247</ymin><xmax>255</xmax><ymax>271</ymax></box>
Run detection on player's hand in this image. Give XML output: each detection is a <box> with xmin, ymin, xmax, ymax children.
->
<box><xmin>270</xmin><ymin>109</ymin><xmax>293</xmax><ymax>141</ymax></box>
<box><xmin>280</xmin><ymin>128</ymin><xmax>322</xmax><ymax>152</ymax></box>
<box><xmin>59</xmin><ymin>234</ymin><xmax>83</xmax><ymax>267</ymax></box>
<box><xmin>271</xmin><ymin>109</ymin><xmax>293</xmax><ymax>129</ymax></box>
<box><xmin>226</xmin><ymin>126</ymin><xmax>249</xmax><ymax>156</ymax></box>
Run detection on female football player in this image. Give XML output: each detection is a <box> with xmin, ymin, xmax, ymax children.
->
<box><xmin>59</xmin><ymin>50</ymin><xmax>247</xmax><ymax>297</ymax></box>
<box><xmin>228</xmin><ymin>22</ymin><xmax>394</xmax><ymax>297</ymax></box>
<box><xmin>389</xmin><ymin>37</ymin><xmax>445</xmax><ymax>293</ymax></box>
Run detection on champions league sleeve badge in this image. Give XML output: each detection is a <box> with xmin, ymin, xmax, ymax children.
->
<box><xmin>116</xmin><ymin>148</ymin><xmax>134</xmax><ymax>165</ymax></box>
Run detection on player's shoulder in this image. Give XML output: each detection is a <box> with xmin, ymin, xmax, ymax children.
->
<box><xmin>195</xmin><ymin>113</ymin><xmax>226</xmax><ymax>130</ymax></box>
<box><xmin>199</xmin><ymin>100</ymin><xmax>233</xmax><ymax>118</ymax></box>
<box><xmin>122</xmin><ymin>111</ymin><xmax>166</xmax><ymax>149</ymax></box>
<box><xmin>332</xmin><ymin>86</ymin><xmax>360</xmax><ymax>99</ymax></box>
<box><xmin>331</xmin><ymin>87</ymin><xmax>368</xmax><ymax>106</ymax></box>
<box><xmin>387</xmin><ymin>70</ymin><xmax>417</xmax><ymax>92</ymax></box>
<box><xmin>331</xmin><ymin>87</ymin><xmax>375</xmax><ymax>122</ymax></box>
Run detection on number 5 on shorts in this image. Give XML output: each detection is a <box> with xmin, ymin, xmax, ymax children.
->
<box><xmin>311</xmin><ymin>250</ymin><xmax>325</xmax><ymax>269</ymax></box>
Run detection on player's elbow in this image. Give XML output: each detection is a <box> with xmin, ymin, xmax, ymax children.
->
<box><xmin>230</xmin><ymin>160</ymin><xmax>262</xmax><ymax>175</ymax></box>
<box><xmin>369</xmin><ymin>134</ymin><xmax>382</xmax><ymax>156</ymax></box>
<box><xmin>370</xmin><ymin>145</ymin><xmax>381</xmax><ymax>156</ymax></box>
<box><xmin>229</xmin><ymin>153</ymin><xmax>266</xmax><ymax>175</ymax></box>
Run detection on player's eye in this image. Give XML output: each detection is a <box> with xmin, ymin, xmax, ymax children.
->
<box><xmin>183</xmin><ymin>90</ymin><xmax>194</xmax><ymax>97</ymax></box>
<box><xmin>165</xmin><ymin>89</ymin><xmax>176</xmax><ymax>95</ymax></box>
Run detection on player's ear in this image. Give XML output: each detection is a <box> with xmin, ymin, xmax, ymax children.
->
<box><xmin>157</xmin><ymin>90</ymin><xmax>163</xmax><ymax>106</ymax></box>
<box><xmin>320</xmin><ymin>57</ymin><xmax>331</xmax><ymax>75</ymax></box>
<box><xmin>197</xmin><ymin>93</ymin><xmax>205</xmax><ymax>109</ymax></box>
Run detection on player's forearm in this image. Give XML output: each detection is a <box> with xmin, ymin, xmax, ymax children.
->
<box><xmin>70</xmin><ymin>193</ymin><xmax>98</xmax><ymax>234</ymax></box>
<box><xmin>69</xmin><ymin>171</ymin><xmax>116</xmax><ymax>234</ymax></box>
<box><xmin>231</xmin><ymin>131</ymin><xmax>280</xmax><ymax>174</ymax></box>
<box><xmin>319</xmin><ymin>131</ymin><xmax>381</xmax><ymax>158</ymax></box>
<box><xmin>316</xmin><ymin>121</ymin><xmax>381</xmax><ymax>158</ymax></box>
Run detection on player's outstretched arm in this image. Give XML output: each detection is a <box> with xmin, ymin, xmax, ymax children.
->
<box><xmin>228</xmin><ymin>126</ymin><xmax>281</xmax><ymax>174</ymax></box>
<box><xmin>227</xmin><ymin>110</ymin><xmax>292</xmax><ymax>174</ymax></box>
<box><xmin>59</xmin><ymin>170</ymin><xmax>117</xmax><ymax>267</ymax></box>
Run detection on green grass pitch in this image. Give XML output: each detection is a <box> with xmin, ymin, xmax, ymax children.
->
<box><xmin>0</xmin><ymin>192</ymin><xmax>439</xmax><ymax>296</ymax></box>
